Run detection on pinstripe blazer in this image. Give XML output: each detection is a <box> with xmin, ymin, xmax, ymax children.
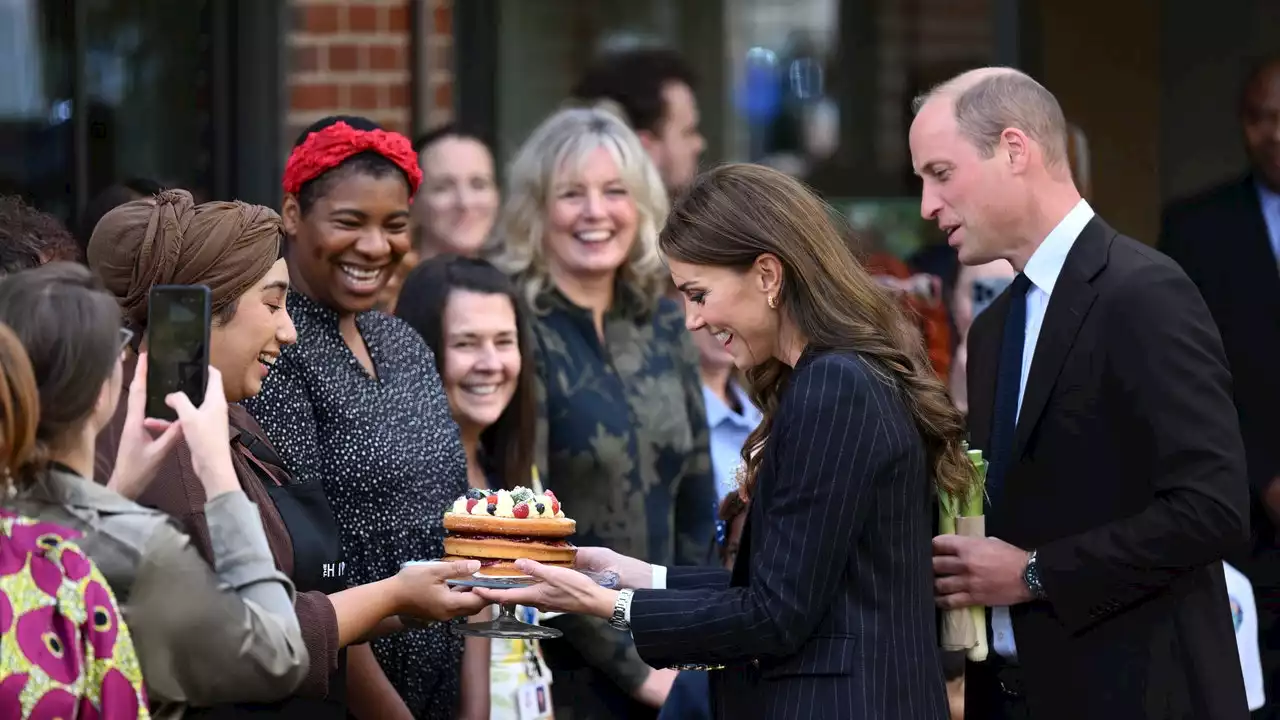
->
<box><xmin>628</xmin><ymin>348</ymin><xmax>949</xmax><ymax>719</ymax></box>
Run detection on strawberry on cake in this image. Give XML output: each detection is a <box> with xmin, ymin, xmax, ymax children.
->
<box><xmin>442</xmin><ymin>486</ymin><xmax>576</xmax><ymax>577</ymax></box>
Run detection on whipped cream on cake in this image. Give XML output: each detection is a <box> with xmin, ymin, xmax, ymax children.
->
<box><xmin>448</xmin><ymin>486</ymin><xmax>565</xmax><ymax>519</ymax></box>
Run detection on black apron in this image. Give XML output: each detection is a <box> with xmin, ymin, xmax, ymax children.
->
<box><xmin>190</xmin><ymin>432</ymin><xmax>349</xmax><ymax>718</ymax></box>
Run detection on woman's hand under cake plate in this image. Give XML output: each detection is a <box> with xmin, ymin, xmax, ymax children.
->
<box><xmin>470</xmin><ymin>547</ymin><xmax>652</xmax><ymax>619</ymax></box>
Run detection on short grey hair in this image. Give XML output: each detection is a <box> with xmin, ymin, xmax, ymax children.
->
<box><xmin>487</xmin><ymin>106</ymin><xmax>669</xmax><ymax>310</ymax></box>
<box><xmin>912</xmin><ymin>69</ymin><xmax>1069</xmax><ymax>168</ymax></box>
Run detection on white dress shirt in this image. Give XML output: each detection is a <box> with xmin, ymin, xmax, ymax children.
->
<box><xmin>991</xmin><ymin>198</ymin><xmax>1095</xmax><ymax>660</ymax></box>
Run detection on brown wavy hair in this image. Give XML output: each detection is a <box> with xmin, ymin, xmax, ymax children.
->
<box><xmin>659</xmin><ymin>164</ymin><xmax>971</xmax><ymax>501</ymax></box>
<box><xmin>0</xmin><ymin>323</ymin><xmax>39</xmax><ymax>495</ymax></box>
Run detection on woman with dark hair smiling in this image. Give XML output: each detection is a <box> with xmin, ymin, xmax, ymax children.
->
<box><xmin>243</xmin><ymin>116</ymin><xmax>474</xmax><ymax>719</ymax></box>
<box><xmin>394</xmin><ymin>255</ymin><xmax>534</xmax><ymax>491</ymax></box>
<box><xmin>395</xmin><ymin>254</ymin><xmax>550</xmax><ymax>719</ymax></box>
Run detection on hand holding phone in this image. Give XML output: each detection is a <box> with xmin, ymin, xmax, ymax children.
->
<box><xmin>165</xmin><ymin>366</ymin><xmax>239</xmax><ymax>497</ymax></box>
<box><xmin>107</xmin><ymin>354</ymin><xmax>185</xmax><ymax>500</ymax></box>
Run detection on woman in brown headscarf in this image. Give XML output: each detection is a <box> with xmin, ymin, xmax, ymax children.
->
<box><xmin>88</xmin><ymin>190</ymin><xmax>487</xmax><ymax>719</ymax></box>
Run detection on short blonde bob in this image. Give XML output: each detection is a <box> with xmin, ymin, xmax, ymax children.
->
<box><xmin>488</xmin><ymin>105</ymin><xmax>670</xmax><ymax>310</ymax></box>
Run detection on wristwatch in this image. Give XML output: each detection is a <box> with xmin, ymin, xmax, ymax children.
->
<box><xmin>608</xmin><ymin>588</ymin><xmax>635</xmax><ymax>631</ymax></box>
<box><xmin>1023</xmin><ymin>550</ymin><xmax>1047</xmax><ymax>600</ymax></box>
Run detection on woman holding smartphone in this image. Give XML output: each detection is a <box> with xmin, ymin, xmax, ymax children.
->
<box><xmin>0</xmin><ymin>262</ymin><xmax>309</xmax><ymax>714</ymax></box>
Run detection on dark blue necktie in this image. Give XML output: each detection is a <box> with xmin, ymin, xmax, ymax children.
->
<box><xmin>985</xmin><ymin>273</ymin><xmax>1031</xmax><ymax>509</ymax></box>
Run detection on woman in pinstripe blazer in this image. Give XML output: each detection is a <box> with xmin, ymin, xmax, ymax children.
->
<box><xmin>477</xmin><ymin>164</ymin><xmax>971</xmax><ymax>719</ymax></box>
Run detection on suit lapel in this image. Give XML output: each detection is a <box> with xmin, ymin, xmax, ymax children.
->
<box><xmin>1013</xmin><ymin>218</ymin><xmax>1110</xmax><ymax>454</ymax></box>
<box><xmin>1234</xmin><ymin>176</ymin><xmax>1280</xmax><ymax>286</ymax></box>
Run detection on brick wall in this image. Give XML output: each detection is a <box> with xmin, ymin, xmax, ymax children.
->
<box><xmin>421</xmin><ymin>0</ymin><xmax>454</xmax><ymax>129</ymax></box>
<box><xmin>284</xmin><ymin>0</ymin><xmax>456</xmax><ymax>149</ymax></box>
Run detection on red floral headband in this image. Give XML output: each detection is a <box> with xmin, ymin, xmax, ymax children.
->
<box><xmin>282</xmin><ymin>121</ymin><xmax>423</xmax><ymax>196</ymax></box>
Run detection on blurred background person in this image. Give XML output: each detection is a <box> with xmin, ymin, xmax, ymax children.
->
<box><xmin>947</xmin><ymin>259</ymin><xmax>1016</xmax><ymax>416</ymax></box>
<box><xmin>0</xmin><ymin>262</ymin><xmax>309</xmax><ymax>714</ymax></box>
<box><xmin>489</xmin><ymin>105</ymin><xmax>715</xmax><ymax>719</ymax></box>
<box><xmin>690</xmin><ymin>321</ymin><xmax>761</xmax><ymax>505</ymax></box>
<box><xmin>412</xmin><ymin>125</ymin><xmax>500</xmax><ymax>260</ymax></box>
<box><xmin>382</xmin><ymin>127</ymin><xmax>501</xmax><ymax>314</ymax></box>
<box><xmin>572</xmin><ymin>46</ymin><xmax>706</xmax><ymax>197</ymax></box>
<box><xmin>0</xmin><ymin>322</ymin><xmax>150</xmax><ymax>719</ymax></box>
<box><xmin>1160</xmin><ymin>56</ymin><xmax>1280</xmax><ymax>719</ymax></box>
<box><xmin>243</xmin><ymin>115</ymin><xmax>472</xmax><ymax>719</ymax></box>
<box><xmin>0</xmin><ymin>194</ymin><xmax>80</xmax><ymax>275</ymax></box>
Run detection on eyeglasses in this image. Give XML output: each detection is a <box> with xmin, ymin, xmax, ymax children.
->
<box><xmin>118</xmin><ymin>327</ymin><xmax>134</xmax><ymax>355</ymax></box>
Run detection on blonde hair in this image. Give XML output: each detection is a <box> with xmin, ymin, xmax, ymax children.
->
<box><xmin>488</xmin><ymin>106</ymin><xmax>669</xmax><ymax>310</ymax></box>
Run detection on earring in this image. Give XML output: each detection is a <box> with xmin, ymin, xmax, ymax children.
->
<box><xmin>767</xmin><ymin>294</ymin><xmax>778</xmax><ymax>310</ymax></box>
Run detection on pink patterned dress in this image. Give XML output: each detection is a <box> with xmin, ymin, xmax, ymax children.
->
<box><xmin>0</xmin><ymin>508</ymin><xmax>149</xmax><ymax>718</ymax></box>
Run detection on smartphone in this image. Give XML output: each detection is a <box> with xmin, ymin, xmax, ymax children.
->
<box><xmin>145</xmin><ymin>285</ymin><xmax>212</xmax><ymax>421</ymax></box>
<box><xmin>972</xmin><ymin>276</ymin><xmax>1014</xmax><ymax>320</ymax></box>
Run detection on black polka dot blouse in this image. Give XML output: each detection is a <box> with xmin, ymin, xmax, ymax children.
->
<box><xmin>242</xmin><ymin>289</ymin><xmax>467</xmax><ymax>719</ymax></box>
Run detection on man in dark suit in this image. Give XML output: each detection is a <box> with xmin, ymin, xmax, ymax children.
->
<box><xmin>1159</xmin><ymin>55</ymin><xmax>1280</xmax><ymax>718</ymax></box>
<box><xmin>916</xmin><ymin>67</ymin><xmax>1252</xmax><ymax>719</ymax></box>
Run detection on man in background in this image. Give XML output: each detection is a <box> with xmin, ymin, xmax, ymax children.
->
<box><xmin>573</xmin><ymin>46</ymin><xmax>705</xmax><ymax>196</ymax></box>
<box><xmin>1159</xmin><ymin>56</ymin><xmax>1280</xmax><ymax>719</ymax></box>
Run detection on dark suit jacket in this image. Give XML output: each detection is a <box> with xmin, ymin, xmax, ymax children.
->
<box><xmin>628</xmin><ymin>348</ymin><xmax>949</xmax><ymax>719</ymax></box>
<box><xmin>965</xmin><ymin>216</ymin><xmax>1251</xmax><ymax>719</ymax></box>
<box><xmin>1159</xmin><ymin>176</ymin><xmax>1280</xmax><ymax>587</ymax></box>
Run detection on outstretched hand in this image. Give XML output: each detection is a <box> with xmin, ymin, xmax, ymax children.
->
<box><xmin>107</xmin><ymin>354</ymin><xmax>184</xmax><ymax>499</ymax></box>
<box><xmin>472</xmin><ymin>559</ymin><xmax>619</xmax><ymax>618</ymax></box>
<box><xmin>574</xmin><ymin>546</ymin><xmax>655</xmax><ymax>590</ymax></box>
<box><xmin>395</xmin><ymin>559</ymin><xmax>492</xmax><ymax>621</ymax></box>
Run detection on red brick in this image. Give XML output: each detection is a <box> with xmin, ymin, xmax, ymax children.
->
<box><xmin>389</xmin><ymin>82</ymin><xmax>410</xmax><ymax>110</ymax></box>
<box><xmin>433</xmin><ymin>4</ymin><xmax>451</xmax><ymax>35</ymax></box>
<box><xmin>433</xmin><ymin>82</ymin><xmax>452</xmax><ymax>112</ymax></box>
<box><xmin>293</xmin><ymin>45</ymin><xmax>321</xmax><ymax>73</ymax></box>
<box><xmin>328</xmin><ymin>43</ymin><xmax>361</xmax><ymax>72</ymax></box>
<box><xmin>348</xmin><ymin>4</ymin><xmax>380</xmax><ymax>32</ymax></box>
<box><xmin>350</xmin><ymin>83</ymin><xmax>381</xmax><ymax>110</ymax></box>
<box><xmin>291</xmin><ymin>82</ymin><xmax>340</xmax><ymax>111</ymax></box>
<box><xmin>369</xmin><ymin>44</ymin><xmax>403</xmax><ymax>71</ymax></box>
<box><xmin>387</xmin><ymin>5</ymin><xmax>409</xmax><ymax>32</ymax></box>
<box><xmin>299</xmin><ymin>5</ymin><xmax>340</xmax><ymax>34</ymax></box>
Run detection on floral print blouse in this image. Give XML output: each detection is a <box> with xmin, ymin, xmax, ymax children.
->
<box><xmin>0</xmin><ymin>509</ymin><xmax>149</xmax><ymax>719</ymax></box>
<box><xmin>531</xmin><ymin>285</ymin><xmax>716</xmax><ymax>567</ymax></box>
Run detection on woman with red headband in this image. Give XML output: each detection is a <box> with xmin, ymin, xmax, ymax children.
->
<box><xmin>243</xmin><ymin>116</ymin><xmax>474</xmax><ymax>719</ymax></box>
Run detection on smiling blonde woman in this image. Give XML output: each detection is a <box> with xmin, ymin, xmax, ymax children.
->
<box><xmin>488</xmin><ymin>106</ymin><xmax>716</xmax><ymax>716</ymax></box>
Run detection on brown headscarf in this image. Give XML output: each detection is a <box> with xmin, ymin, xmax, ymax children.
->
<box><xmin>86</xmin><ymin>189</ymin><xmax>283</xmax><ymax>332</ymax></box>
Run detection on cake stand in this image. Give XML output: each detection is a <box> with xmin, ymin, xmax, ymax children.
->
<box><xmin>400</xmin><ymin>561</ymin><xmax>619</xmax><ymax>640</ymax></box>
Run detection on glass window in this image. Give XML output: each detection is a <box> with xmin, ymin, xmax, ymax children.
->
<box><xmin>0</xmin><ymin>0</ymin><xmax>217</xmax><ymax>223</ymax></box>
<box><xmin>474</xmin><ymin>0</ymin><xmax>1010</xmax><ymax>261</ymax></box>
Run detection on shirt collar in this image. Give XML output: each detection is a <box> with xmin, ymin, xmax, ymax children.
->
<box><xmin>533</xmin><ymin>278</ymin><xmax>652</xmax><ymax>323</ymax></box>
<box><xmin>23</xmin><ymin>466</ymin><xmax>148</xmax><ymax>515</ymax></box>
<box><xmin>703</xmin><ymin>381</ymin><xmax>760</xmax><ymax>429</ymax></box>
<box><xmin>1255</xmin><ymin>179</ymin><xmax>1280</xmax><ymax>216</ymax></box>
<box><xmin>1022</xmin><ymin>199</ymin><xmax>1095</xmax><ymax>296</ymax></box>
